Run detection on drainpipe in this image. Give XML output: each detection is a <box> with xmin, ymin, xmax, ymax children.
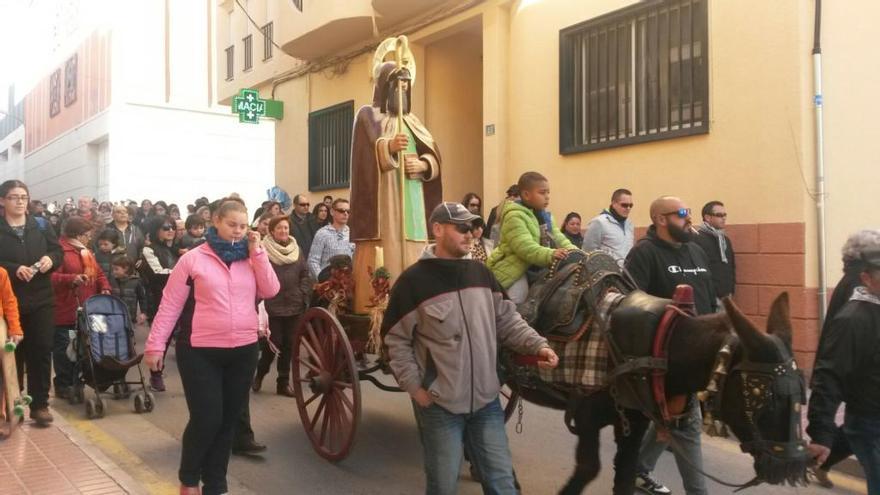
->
<box><xmin>812</xmin><ymin>0</ymin><xmax>828</xmax><ymax>326</ymax></box>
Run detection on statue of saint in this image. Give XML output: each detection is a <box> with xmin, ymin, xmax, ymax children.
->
<box><xmin>349</xmin><ymin>42</ymin><xmax>442</xmax><ymax>314</ymax></box>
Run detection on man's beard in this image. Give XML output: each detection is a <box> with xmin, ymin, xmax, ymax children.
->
<box><xmin>669</xmin><ymin>222</ymin><xmax>693</xmax><ymax>243</ymax></box>
<box><xmin>387</xmin><ymin>85</ymin><xmax>409</xmax><ymax>115</ymax></box>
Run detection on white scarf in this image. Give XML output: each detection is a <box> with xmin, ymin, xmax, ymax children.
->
<box><xmin>699</xmin><ymin>223</ymin><xmax>728</xmax><ymax>264</ymax></box>
<box><xmin>261</xmin><ymin>235</ymin><xmax>300</xmax><ymax>265</ymax></box>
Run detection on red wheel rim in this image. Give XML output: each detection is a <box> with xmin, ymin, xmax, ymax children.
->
<box><xmin>292</xmin><ymin>307</ymin><xmax>361</xmax><ymax>462</ymax></box>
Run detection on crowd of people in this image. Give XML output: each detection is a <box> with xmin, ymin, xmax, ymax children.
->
<box><xmin>0</xmin><ymin>174</ymin><xmax>877</xmax><ymax>495</ymax></box>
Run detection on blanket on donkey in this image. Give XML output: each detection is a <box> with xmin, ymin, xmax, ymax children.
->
<box><xmin>535</xmin><ymin>291</ymin><xmax>624</xmax><ymax>389</ymax></box>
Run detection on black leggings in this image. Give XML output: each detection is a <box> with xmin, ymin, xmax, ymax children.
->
<box><xmin>256</xmin><ymin>315</ymin><xmax>299</xmax><ymax>384</ymax></box>
<box><xmin>15</xmin><ymin>307</ymin><xmax>55</xmax><ymax>410</ymax></box>
<box><xmin>176</xmin><ymin>341</ymin><xmax>258</xmax><ymax>494</ymax></box>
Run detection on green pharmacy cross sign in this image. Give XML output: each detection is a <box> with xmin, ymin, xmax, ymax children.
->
<box><xmin>232</xmin><ymin>88</ymin><xmax>283</xmax><ymax>123</ymax></box>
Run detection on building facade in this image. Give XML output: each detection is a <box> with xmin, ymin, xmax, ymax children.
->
<box><xmin>217</xmin><ymin>0</ymin><xmax>879</xmax><ymax>373</ymax></box>
<box><xmin>9</xmin><ymin>1</ymin><xmax>275</xmax><ymax>212</ymax></box>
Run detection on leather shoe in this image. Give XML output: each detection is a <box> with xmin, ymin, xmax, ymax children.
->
<box><xmin>276</xmin><ymin>383</ymin><xmax>295</xmax><ymax>397</ymax></box>
<box><xmin>30</xmin><ymin>407</ymin><xmax>54</xmax><ymax>426</ymax></box>
<box><xmin>232</xmin><ymin>438</ymin><xmax>267</xmax><ymax>456</ymax></box>
<box><xmin>252</xmin><ymin>372</ymin><xmax>266</xmax><ymax>392</ymax></box>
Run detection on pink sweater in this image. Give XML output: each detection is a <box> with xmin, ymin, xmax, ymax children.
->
<box><xmin>144</xmin><ymin>243</ymin><xmax>280</xmax><ymax>353</ymax></box>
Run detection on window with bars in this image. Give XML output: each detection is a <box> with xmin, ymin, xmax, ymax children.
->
<box><xmin>225</xmin><ymin>45</ymin><xmax>234</xmax><ymax>81</ymax></box>
<box><xmin>559</xmin><ymin>0</ymin><xmax>708</xmax><ymax>154</ymax></box>
<box><xmin>309</xmin><ymin>101</ymin><xmax>354</xmax><ymax>191</ymax></box>
<box><xmin>243</xmin><ymin>35</ymin><xmax>253</xmax><ymax>71</ymax></box>
<box><xmin>261</xmin><ymin>22</ymin><xmax>273</xmax><ymax>61</ymax></box>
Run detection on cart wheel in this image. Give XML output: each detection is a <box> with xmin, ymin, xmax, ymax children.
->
<box><xmin>144</xmin><ymin>392</ymin><xmax>155</xmax><ymax>412</ymax></box>
<box><xmin>292</xmin><ymin>307</ymin><xmax>361</xmax><ymax>462</ymax></box>
<box><xmin>85</xmin><ymin>399</ymin><xmax>97</xmax><ymax>419</ymax></box>
<box><xmin>499</xmin><ymin>384</ymin><xmax>521</xmax><ymax>424</ymax></box>
<box><xmin>133</xmin><ymin>393</ymin><xmax>145</xmax><ymax>413</ymax></box>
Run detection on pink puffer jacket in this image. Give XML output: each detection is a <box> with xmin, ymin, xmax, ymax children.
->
<box><xmin>144</xmin><ymin>243</ymin><xmax>280</xmax><ymax>353</ymax></box>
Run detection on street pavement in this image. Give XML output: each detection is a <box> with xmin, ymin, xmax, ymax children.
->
<box><xmin>47</xmin><ymin>323</ymin><xmax>866</xmax><ymax>495</ymax></box>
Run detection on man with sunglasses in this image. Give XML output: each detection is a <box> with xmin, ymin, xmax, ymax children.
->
<box><xmin>289</xmin><ymin>193</ymin><xmax>317</xmax><ymax>260</ymax></box>
<box><xmin>384</xmin><ymin>202</ymin><xmax>558</xmax><ymax>495</ymax></box>
<box><xmin>307</xmin><ymin>198</ymin><xmax>354</xmax><ymax>280</ymax></box>
<box><xmin>582</xmin><ymin>188</ymin><xmax>635</xmax><ymax>266</ymax></box>
<box><xmin>693</xmin><ymin>201</ymin><xmax>736</xmax><ymax>303</ymax></box>
<box><xmin>625</xmin><ymin>196</ymin><xmax>716</xmax><ymax>495</ymax></box>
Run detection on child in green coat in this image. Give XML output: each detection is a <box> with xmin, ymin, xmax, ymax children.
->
<box><xmin>487</xmin><ymin>171</ymin><xmax>574</xmax><ymax>303</ymax></box>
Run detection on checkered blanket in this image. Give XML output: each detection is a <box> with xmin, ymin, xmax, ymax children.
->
<box><xmin>536</xmin><ymin>291</ymin><xmax>624</xmax><ymax>389</ymax></box>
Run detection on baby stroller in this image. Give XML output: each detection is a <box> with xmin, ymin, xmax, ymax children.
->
<box><xmin>68</xmin><ymin>294</ymin><xmax>154</xmax><ymax>419</ymax></box>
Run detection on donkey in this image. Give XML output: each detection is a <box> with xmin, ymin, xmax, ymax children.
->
<box><xmin>510</xmin><ymin>292</ymin><xmax>810</xmax><ymax>494</ymax></box>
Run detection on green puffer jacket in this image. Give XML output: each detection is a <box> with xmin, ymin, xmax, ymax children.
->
<box><xmin>487</xmin><ymin>200</ymin><xmax>574</xmax><ymax>289</ymax></box>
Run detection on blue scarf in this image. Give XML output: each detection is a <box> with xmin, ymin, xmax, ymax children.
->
<box><xmin>205</xmin><ymin>227</ymin><xmax>249</xmax><ymax>264</ymax></box>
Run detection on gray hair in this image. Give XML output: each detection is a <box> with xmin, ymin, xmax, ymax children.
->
<box><xmin>841</xmin><ymin>229</ymin><xmax>880</xmax><ymax>262</ymax></box>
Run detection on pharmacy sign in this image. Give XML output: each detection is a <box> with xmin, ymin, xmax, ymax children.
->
<box><xmin>232</xmin><ymin>88</ymin><xmax>283</xmax><ymax>123</ymax></box>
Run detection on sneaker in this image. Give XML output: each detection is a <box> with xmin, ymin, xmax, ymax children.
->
<box><xmin>635</xmin><ymin>472</ymin><xmax>671</xmax><ymax>495</ymax></box>
<box><xmin>30</xmin><ymin>407</ymin><xmax>54</xmax><ymax>426</ymax></box>
<box><xmin>150</xmin><ymin>371</ymin><xmax>166</xmax><ymax>392</ymax></box>
<box><xmin>231</xmin><ymin>438</ymin><xmax>267</xmax><ymax>456</ymax></box>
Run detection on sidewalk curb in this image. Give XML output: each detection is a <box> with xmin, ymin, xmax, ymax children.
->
<box><xmin>51</xmin><ymin>407</ymin><xmax>151</xmax><ymax>495</ymax></box>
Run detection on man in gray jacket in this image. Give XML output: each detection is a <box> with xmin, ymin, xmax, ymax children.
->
<box><xmin>582</xmin><ymin>188</ymin><xmax>635</xmax><ymax>265</ymax></box>
<box><xmin>384</xmin><ymin>202</ymin><xmax>558</xmax><ymax>495</ymax></box>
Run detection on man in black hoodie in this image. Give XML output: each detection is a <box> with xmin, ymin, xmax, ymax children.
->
<box><xmin>625</xmin><ymin>196</ymin><xmax>714</xmax><ymax>495</ymax></box>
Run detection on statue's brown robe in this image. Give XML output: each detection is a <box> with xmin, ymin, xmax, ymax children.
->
<box><xmin>349</xmin><ymin>105</ymin><xmax>442</xmax><ymax>313</ymax></box>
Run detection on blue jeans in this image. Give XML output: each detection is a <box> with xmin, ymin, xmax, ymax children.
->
<box><xmin>412</xmin><ymin>398</ymin><xmax>516</xmax><ymax>495</ymax></box>
<box><xmin>843</xmin><ymin>411</ymin><xmax>880</xmax><ymax>494</ymax></box>
<box><xmin>637</xmin><ymin>396</ymin><xmax>708</xmax><ymax>495</ymax></box>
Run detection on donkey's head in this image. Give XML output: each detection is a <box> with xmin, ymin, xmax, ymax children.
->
<box><xmin>716</xmin><ymin>293</ymin><xmax>810</xmax><ymax>486</ymax></box>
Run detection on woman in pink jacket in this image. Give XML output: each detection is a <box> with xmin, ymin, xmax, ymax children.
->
<box><xmin>144</xmin><ymin>198</ymin><xmax>279</xmax><ymax>495</ymax></box>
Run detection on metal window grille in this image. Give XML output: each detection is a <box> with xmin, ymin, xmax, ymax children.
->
<box><xmin>292</xmin><ymin>0</ymin><xmax>303</xmax><ymax>12</ymax></box>
<box><xmin>225</xmin><ymin>45</ymin><xmax>234</xmax><ymax>81</ymax></box>
<box><xmin>261</xmin><ymin>22</ymin><xmax>273</xmax><ymax>61</ymax></box>
<box><xmin>308</xmin><ymin>101</ymin><xmax>354</xmax><ymax>191</ymax></box>
<box><xmin>243</xmin><ymin>35</ymin><xmax>253</xmax><ymax>71</ymax></box>
<box><xmin>559</xmin><ymin>0</ymin><xmax>708</xmax><ymax>154</ymax></box>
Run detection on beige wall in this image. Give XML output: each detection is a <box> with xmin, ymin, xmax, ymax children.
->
<box><xmin>424</xmin><ymin>29</ymin><xmax>483</xmax><ymax>205</ymax></box>
<box><xmin>505</xmin><ymin>0</ymin><xmax>813</xmax><ymax>230</ymax></box>
<box><xmin>820</xmin><ymin>1</ymin><xmax>880</xmax><ymax>282</ymax></box>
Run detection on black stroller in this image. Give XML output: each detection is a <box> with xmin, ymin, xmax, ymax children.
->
<box><xmin>68</xmin><ymin>294</ymin><xmax>155</xmax><ymax>418</ymax></box>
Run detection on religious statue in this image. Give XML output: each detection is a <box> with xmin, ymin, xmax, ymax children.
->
<box><xmin>349</xmin><ymin>36</ymin><xmax>442</xmax><ymax>315</ymax></box>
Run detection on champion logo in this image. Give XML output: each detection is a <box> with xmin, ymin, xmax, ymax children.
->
<box><xmin>668</xmin><ymin>265</ymin><xmax>708</xmax><ymax>275</ymax></box>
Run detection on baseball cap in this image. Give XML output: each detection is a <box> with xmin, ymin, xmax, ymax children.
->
<box><xmin>862</xmin><ymin>248</ymin><xmax>880</xmax><ymax>270</ymax></box>
<box><xmin>429</xmin><ymin>202</ymin><xmax>479</xmax><ymax>225</ymax></box>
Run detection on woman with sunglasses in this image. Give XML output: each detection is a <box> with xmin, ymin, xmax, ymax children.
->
<box><xmin>141</xmin><ymin>216</ymin><xmax>180</xmax><ymax>392</ymax></box>
<box><xmin>0</xmin><ymin>180</ymin><xmax>63</xmax><ymax>426</ymax></box>
<box><xmin>469</xmin><ymin>217</ymin><xmax>494</xmax><ymax>263</ymax></box>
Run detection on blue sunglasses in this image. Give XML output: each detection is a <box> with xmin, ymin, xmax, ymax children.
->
<box><xmin>662</xmin><ymin>208</ymin><xmax>692</xmax><ymax>219</ymax></box>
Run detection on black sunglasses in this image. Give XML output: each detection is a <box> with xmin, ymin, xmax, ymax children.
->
<box><xmin>450</xmin><ymin>223</ymin><xmax>472</xmax><ymax>234</ymax></box>
<box><xmin>334</xmin><ymin>208</ymin><xmax>350</xmax><ymax>214</ymax></box>
<box><xmin>709</xmin><ymin>212</ymin><xmax>727</xmax><ymax>218</ymax></box>
<box><xmin>619</xmin><ymin>203</ymin><xmax>634</xmax><ymax>208</ymax></box>
<box><xmin>160</xmin><ymin>224</ymin><xmax>175</xmax><ymax>231</ymax></box>
<box><xmin>298</xmin><ymin>203</ymin><xmax>310</xmax><ymax>207</ymax></box>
